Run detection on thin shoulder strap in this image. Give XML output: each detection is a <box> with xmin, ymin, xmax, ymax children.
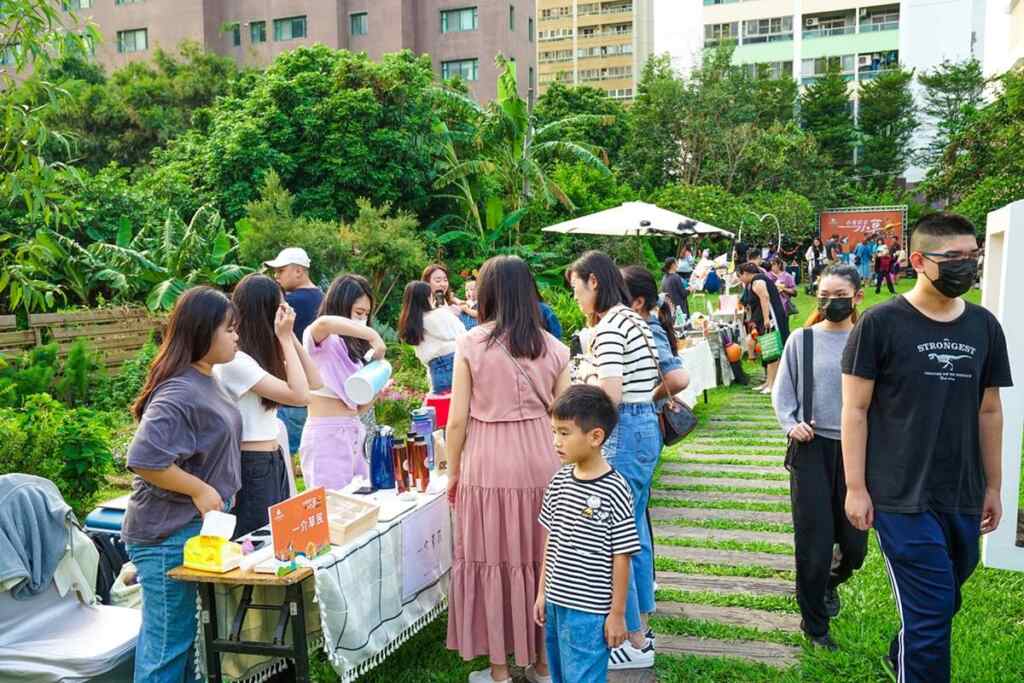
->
<box><xmin>496</xmin><ymin>340</ymin><xmax>550</xmax><ymax>412</ymax></box>
<box><xmin>802</xmin><ymin>328</ymin><xmax>814</xmax><ymax>425</ymax></box>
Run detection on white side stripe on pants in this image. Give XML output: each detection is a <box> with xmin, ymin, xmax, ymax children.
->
<box><xmin>877</xmin><ymin>538</ymin><xmax>906</xmax><ymax>683</ymax></box>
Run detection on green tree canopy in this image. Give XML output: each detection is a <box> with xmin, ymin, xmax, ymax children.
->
<box><xmin>915</xmin><ymin>58</ymin><xmax>986</xmax><ymax>167</ymax></box>
<box><xmin>799</xmin><ymin>67</ymin><xmax>856</xmax><ymax>174</ymax></box>
<box><xmin>533</xmin><ymin>83</ymin><xmax>631</xmax><ymax>166</ymax></box>
<box><xmin>857</xmin><ymin>68</ymin><xmax>918</xmax><ymax>188</ymax></box>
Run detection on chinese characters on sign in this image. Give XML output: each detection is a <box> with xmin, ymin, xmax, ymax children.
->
<box><xmin>818</xmin><ymin>208</ymin><xmax>906</xmax><ymax>247</ymax></box>
<box><xmin>270</xmin><ymin>486</ymin><xmax>331</xmax><ymax>562</ymax></box>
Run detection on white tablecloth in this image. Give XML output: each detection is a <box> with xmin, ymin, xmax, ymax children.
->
<box><xmin>677</xmin><ymin>340</ymin><xmax>718</xmax><ymax>406</ymax></box>
<box><xmin>200</xmin><ymin>488</ymin><xmax>452</xmax><ymax>683</ymax></box>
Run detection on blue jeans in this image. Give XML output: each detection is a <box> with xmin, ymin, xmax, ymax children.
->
<box><xmin>127</xmin><ymin>519</ymin><xmax>203</xmax><ymax>683</ymax></box>
<box><xmin>602</xmin><ymin>402</ymin><xmax>660</xmax><ymax>633</ymax></box>
<box><xmin>427</xmin><ymin>353</ymin><xmax>454</xmax><ymax>394</ymax></box>
<box><xmin>545</xmin><ymin>603</ymin><xmax>608</xmax><ymax>683</ymax></box>
<box><xmin>277</xmin><ymin>405</ymin><xmax>307</xmax><ymax>454</ymax></box>
<box><xmin>874</xmin><ymin>510</ymin><xmax>980</xmax><ymax>683</ymax></box>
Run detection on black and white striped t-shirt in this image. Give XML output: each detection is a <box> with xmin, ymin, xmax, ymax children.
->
<box><xmin>539</xmin><ymin>465</ymin><xmax>640</xmax><ymax>614</ymax></box>
<box><xmin>592</xmin><ymin>305</ymin><xmax>659</xmax><ymax>403</ymax></box>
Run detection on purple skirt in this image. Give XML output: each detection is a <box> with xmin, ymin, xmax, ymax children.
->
<box><xmin>299</xmin><ymin>416</ymin><xmax>368</xmax><ymax>491</ymax></box>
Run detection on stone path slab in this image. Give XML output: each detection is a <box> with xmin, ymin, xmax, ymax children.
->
<box><xmin>657</xmin><ymin>475</ymin><xmax>789</xmax><ymax>492</ymax></box>
<box><xmin>671</xmin><ymin>453</ymin><xmax>785</xmax><ymax>464</ymax></box>
<box><xmin>651</xmin><ymin>488</ymin><xmax>790</xmax><ymax>506</ymax></box>
<box><xmin>655</xmin><ymin>601</ymin><xmax>802</xmax><ymax>632</ymax></box>
<box><xmin>662</xmin><ymin>463</ymin><xmax>784</xmax><ymax>477</ymax></box>
<box><xmin>656</xmin><ymin>634</ymin><xmax>800</xmax><ymax>668</ymax></box>
<box><xmin>656</xmin><ymin>571</ymin><xmax>795</xmax><ymax>596</ymax></box>
<box><xmin>653</xmin><ymin>524</ymin><xmax>794</xmax><ymax>547</ymax></box>
<box><xmin>655</xmin><ymin>544</ymin><xmax>795</xmax><ymax>572</ymax></box>
<box><xmin>651</xmin><ymin>506</ymin><xmax>792</xmax><ymax>525</ymax></box>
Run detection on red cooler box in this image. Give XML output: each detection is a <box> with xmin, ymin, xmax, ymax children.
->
<box><xmin>425</xmin><ymin>393</ymin><xmax>451</xmax><ymax>429</ymax></box>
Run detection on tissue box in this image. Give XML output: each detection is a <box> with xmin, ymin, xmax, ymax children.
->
<box><xmin>325</xmin><ymin>491</ymin><xmax>379</xmax><ymax>547</ymax></box>
<box><xmin>183</xmin><ymin>535</ymin><xmax>243</xmax><ymax>573</ymax></box>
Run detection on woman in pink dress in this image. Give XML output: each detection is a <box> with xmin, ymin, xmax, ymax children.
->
<box><xmin>446</xmin><ymin>256</ymin><xmax>571</xmax><ymax>683</ymax></box>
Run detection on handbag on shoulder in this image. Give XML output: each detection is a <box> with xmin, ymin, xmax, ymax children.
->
<box><xmin>784</xmin><ymin>328</ymin><xmax>813</xmax><ymax>471</ymax></box>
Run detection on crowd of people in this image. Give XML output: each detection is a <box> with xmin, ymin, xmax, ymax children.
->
<box><xmin>115</xmin><ymin>210</ymin><xmax>1010</xmax><ymax>683</ymax></box>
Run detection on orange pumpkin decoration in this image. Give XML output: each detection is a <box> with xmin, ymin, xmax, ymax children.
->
<box><xmin>725</xmin><ymin>343</ymin><xmax>742</xmax><ymax>363</ymax></box>
<box><xmin>755</xmin><ymin>344</ymin><xmax>762</xmax><ymax>354</ymax></box>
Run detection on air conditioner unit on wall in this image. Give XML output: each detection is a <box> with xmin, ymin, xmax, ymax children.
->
<box><xmin>859</xmin><ymin>55</ymin><xmax>872</xmax><ymax>66</ymax></box>
<box><xmin>805</xmin><ymin>17</ymin><xmax>819</xmax><ymax>27</ymax></box>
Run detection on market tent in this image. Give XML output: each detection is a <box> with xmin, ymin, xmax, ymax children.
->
<box><xmin>541</xmin><ymin>201</ymin><xmax>735</xmax><ymax>238</ymax></box>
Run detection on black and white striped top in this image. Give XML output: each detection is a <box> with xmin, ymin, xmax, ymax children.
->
<box><xmin>591</xmin><ymin>305</ymin><xmax>659</xmax><ymax>403</ymax></box>
<box><xmin>539</xmin><ymin>465</ymin><xmax>641</xmax><ymax>614</ymax></box>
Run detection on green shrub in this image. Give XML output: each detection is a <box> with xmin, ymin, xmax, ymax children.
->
<box><xmin>94</xmin><ymin>340</ymin><xmax>158</xmax><ymax>412</ymax></box>
<box><xmin>0</xmin><ymin>344</ymin><xmax>59</xmax><ymax>408</ymax></box>
<box><xmin>540</xmin><ymin>286</ymin><xmax>585</xmax><ymax>341</ymax></box>
<box><xmin>0</xmin><ymin>394</ymin><xmax>114</xmax><ymax>517</ymax></box>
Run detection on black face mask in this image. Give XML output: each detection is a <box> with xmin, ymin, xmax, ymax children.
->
<box><xmin>818</xmin><ymin>297</ymin><xmax>854</xmax><ymax>322</ymax></box>
<box><xmin>926</xmin><ymin>258</ymin><xmax>978</xmax><ymax>299</ymax></box>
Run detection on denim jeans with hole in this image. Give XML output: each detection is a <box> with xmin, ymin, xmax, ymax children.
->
<box><xmin>602</xmin><ymin>402</ymin><xmax>660</xmax><ymax>633</ymax></box>
<box><xmin>545</xmin><ymin>602</ymin><xmax>609</xmax><ymax>683</ymax></box>
<box><xmin>127</xmin><ymin>519</ymin><xmax>204</xmax><ymax>683</ymax></box>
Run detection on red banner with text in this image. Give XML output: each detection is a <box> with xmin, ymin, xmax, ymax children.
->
<box><xmin>818</xmin><ymin>208</ymin><xmax>906</xmax><ymax>248</ymax></box>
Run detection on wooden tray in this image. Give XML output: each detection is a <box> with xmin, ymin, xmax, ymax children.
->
<box><xmin>325</xmin><ymin>491</ymin><xmax>380</xmax><ymax>547</ymax></box>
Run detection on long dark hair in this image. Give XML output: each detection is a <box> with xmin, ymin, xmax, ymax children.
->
<box><xmin>398</xmin><ymin>281</ymin><xmax>433</xmax><ymax>346</ymax></box>
<box><xmin>569</xmin><ymin>250</ymin><xmax>630</xmax><ymax>314</ymax></box>
<box><xmin>421</xmin><ymin>263</ymin><xmax>453</xmax><ymax>305</ymax></box>
<box><xmin>622</xmin><ymin>265</ymin><xmax>678</xmax><ymax>358</ymax></box>
<box><xmin>805</xmin><ymin>263</ymin><xmax>862</xmax><ymax>327</ymax></box>
<box><xmin>233</xmin><ymin>274</ymin><xmax>286</xmax><ymax>410</ymax></box>
<box><xmin>661</xmin><ymin>257</ymin><xmax>676</xmax><ymax>275</ymax></box>
<box><xmin>478</xmin><ymin>255</ymin><xmax>546</xmax><ymax>360</ymax></box>
<box><xmin>132</xmin><ymin>286</ymin><xmax>236</xmax><ymax>421</ymax></box>
<box><xmin>320</xmin><ymin>274</ymin><xmax>375</xmax><ymax>364</ymax></box>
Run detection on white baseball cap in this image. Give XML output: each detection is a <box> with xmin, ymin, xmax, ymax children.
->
<box><xmin>264</xmin><ymin>247</ymin><xmax>310</xmax><ymax>269</ymax></box>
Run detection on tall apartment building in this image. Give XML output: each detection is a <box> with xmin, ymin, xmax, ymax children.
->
<box><xmin>984</xmin><ymin>0</ymin><xmax>1024</xmax><ymax>76</ymax></box>
<box><xmin>683</xmin><ymin>0</ymin><xmax>987</xmax><ymax>180</ymax></box>
<box><xmin>535</xmin><ymin>0</ymin><xmax>654</xmax><ymax>101</ymax></box>
<box><xmin>17</xmin><ymin>1</ymin><xmax>536</xmax><ymax>101</ymax></box>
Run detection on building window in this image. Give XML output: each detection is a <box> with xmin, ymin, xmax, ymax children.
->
<box><xmin>509</xmin><ymin>5</ymin><xmax>515</xmax><ymax>30</ymax></box>
<box><xmin>741</xmin><ymin>60</ymin><xmax>793</xmax><ymax>79</ymax></box>
<box><xmin>742</xmin><ymin>16</ymin><xmax>793</xmax><ymax>43</ymax></box>
<box><xmin>117</xmin><ymin>28</ymin><xmax>147</xmax><ymax>53</ymax></box>
<box><xmin>441</xmin><ymin>58</ymin><xmax>479</xmax><ymax>81</ymax></box>
<box><xmin>350</xmin><ymin>13</ymin><xmax>368</xmax><ymax>36</ymax></box>
<box><xmin>528</xmin><ymin>17</ymin><xmax>534</xmax><ymax>42</ymax></box>
<box><xmin>801</xmin><ymin>54</ymin><xmax>855</xmax><ymax>82</ymax></box>
<box><xmin>274</xmin><ymin>16</ymin><xmax>307</xmax><ymax>41</ymax></box>
<box><xmin>63</xmin><ymin>0</ymin><xmax>93</xmax><ymax>9</ymax></box>
<box><xmin>1</xmin><ymin>47</ymin><xmax>17</xmax><ymax>66</ymax></box>
<box><xmin>230</xmin><ymin>23</ymin><xmax>241</xmax><ymax>47</ymax></box>
<box><xmin>529</xmin><ymin>66</ymin><xmax>534</xmax><ymax>90</ymax></box>
<box><xmin>114</xmin><ymin>0</ymin><xmax>143</xmax><ymax>5</ymax></box>
<box><xmin>441</xmin><ymin>7</ymin><xmax>478</xmax><ymax>33</ymax></box>
<box><xmin>251</xmin><ymin>21</ymin><xmax>267</xmax><ymax>44</ymax></box>
<box><xmin>704</xmin><ymin>22</ymin><xmax>739</xmax><ymax>47</ymax></box>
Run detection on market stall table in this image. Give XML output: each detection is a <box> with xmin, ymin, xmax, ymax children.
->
<box><xmin>169</xmin><ymin>487</ymin><xmax>452</xmax><ymax>683</ymax></box>
<box><xmin>676</xmin><ymin>338</ymin><xmax>719</xmax><ymax>407</ymax></box>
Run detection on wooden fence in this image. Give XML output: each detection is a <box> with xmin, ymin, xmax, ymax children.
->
<box><xmin>2</xmin><ymin>307</ymin><xmax>164</xmax><ymax>373</ymax></box>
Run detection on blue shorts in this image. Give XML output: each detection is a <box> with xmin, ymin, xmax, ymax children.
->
<box><xmin>545</xmin><ymin>603</ymin><xmax>608</xmax><ymax>683</ymax></box>
<box><xmin>427</xmin><ymin>353</ymin><xmax>455</xmax><ymax>394</ymax></box>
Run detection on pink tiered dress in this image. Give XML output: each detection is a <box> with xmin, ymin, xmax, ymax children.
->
<box><xmin>446</xmin><ymin>325</ymin><xmax>570</xmax><ymax>666</ymax></box>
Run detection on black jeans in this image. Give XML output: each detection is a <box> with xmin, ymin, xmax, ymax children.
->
<box><xmin>875</xmin><ymin>271</ymin><xmax>895</xmax><ymax>294</ymax></box>
<box><xmin>789</xmin><ymin>436</ymin><xmax>868</xmax><ymax>637</ymax></box>
<box><xmin>234</xmin><ymin>448</ymin><xmax>290</xmax><ymax>539</ymax></box>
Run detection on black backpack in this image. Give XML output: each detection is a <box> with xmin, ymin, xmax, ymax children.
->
<box><xmin>87</xmin><ymin>531</ymin><xmax>129</xmax><ymax>605</ymax></box>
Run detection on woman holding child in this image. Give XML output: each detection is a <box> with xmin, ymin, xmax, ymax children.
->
<box><xmin>445</xmin><ymin>255</ymin><xmax>571</xmax><ymax>683</ymax></box>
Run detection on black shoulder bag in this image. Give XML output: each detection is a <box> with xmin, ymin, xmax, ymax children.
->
<box><xmin>638</xmin><ymin>318</ymin><xmax>698</xmax><ymax>445</ymax></box>
<box><xmin>784</xmin><ymin>328</ymin><xmax>813</xmax><ymax>471</ymax></box>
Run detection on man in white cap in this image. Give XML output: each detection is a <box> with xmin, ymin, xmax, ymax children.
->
<box><xmin>264</xmin><ymin>247</ymin><xmax>324</xmax><ymax>452</ymax></box>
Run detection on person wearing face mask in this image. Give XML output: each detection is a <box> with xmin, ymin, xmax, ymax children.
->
<box><xmin>771</xmin><ymin>264</ymin><xmax>868</xmax><ymax>652</ymax></box>
<box><xmin>841</xmin><ymin>213</ymin><xmax>1013</xmax><ymax>683</ymax></box>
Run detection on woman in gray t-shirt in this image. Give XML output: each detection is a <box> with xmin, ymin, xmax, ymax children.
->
<box><xmin>122</xmin><ymin>287</ymin><xmax>243</xmax><ymax>683</ymax></box>
<box><xmin>770</xmin><ymin>264</ymin><xmax>868</xmax><ymax>651</ymax></box>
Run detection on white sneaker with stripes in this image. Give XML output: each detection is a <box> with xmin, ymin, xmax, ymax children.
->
<box><xmin>608</xmin><ymin>639</ymin><xmax>655</xmax><ymax>670</ymax></box>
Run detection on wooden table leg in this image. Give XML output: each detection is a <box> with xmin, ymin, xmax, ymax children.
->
<box><xmin>199</xmin><ymin>582</ymin><xmax>223</xmax><ymax>683</ymax></box>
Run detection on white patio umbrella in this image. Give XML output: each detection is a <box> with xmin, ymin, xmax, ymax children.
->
<box><xmin>541</xmin><ymin>201</ymin><xmax>735</xmax><ymax>238</ymax></box>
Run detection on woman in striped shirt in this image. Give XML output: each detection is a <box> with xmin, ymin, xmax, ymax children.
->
<box><xmin>568</xmin><ymin>251</ymin><xmax>660</xmax><ymax>671</ymax></box>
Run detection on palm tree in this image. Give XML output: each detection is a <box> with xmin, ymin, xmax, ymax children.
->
<box><xmin>433</xmin><ymin>55</ymin><xmax>615</xmax><ymax>245</ymax></box>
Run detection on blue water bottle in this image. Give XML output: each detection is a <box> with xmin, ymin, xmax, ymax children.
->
<box><xmin>370</xmin><ymin>426</ymin><xmax>395</xmax><ymax>490</ymax></box>
<box><xmin>410</xmin><ymin>408</ymin><xmax>435</xmax><ymax>468</ymax></box>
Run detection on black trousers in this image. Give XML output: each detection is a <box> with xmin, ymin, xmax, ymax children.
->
<box><xmin>234</xmin><ymin>448</ymin><xmax>290</xmax><ymax>538</ymax></box>
<box><xmin>789</xmin><ymin>436</ymin><xmax>868</xmax><ymax>637</ymax></box>
<box><xmin>875</xmin><ymin>271</ymin><xmax>895</xmax><ymax>293</ymax></box>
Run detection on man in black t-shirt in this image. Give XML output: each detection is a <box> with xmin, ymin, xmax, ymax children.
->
<box><xmin>841</xmin><ymin>213</ymin><xmax>1013</xmax><ymax>683</ymax></box>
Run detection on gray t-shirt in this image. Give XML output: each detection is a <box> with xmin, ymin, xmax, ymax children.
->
<box><xmin>122</xmin><ymin>367</ymin><xmax>242</xmax><ymax>545</ymax></box>
<box><xmin>771</xmin><ymin>326</ymin><xmax>850</xmax><ymax>440</ymax></box>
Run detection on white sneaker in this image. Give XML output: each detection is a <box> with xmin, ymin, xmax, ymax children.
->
<box><xmin>467</xmin><ymin>669</ymin><xmax>510</xmax><ymax>682</ymax></box>
<box><xmin>608</xmin><ymin>639</ymin><xmax>655</xmax><ymax>670</ymax></box>
<box><xmin>524</xmin><ymin>665</ymin><xmax>553</xmax><ymax>683</ymax></box>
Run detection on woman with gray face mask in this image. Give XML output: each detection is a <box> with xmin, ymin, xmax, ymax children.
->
<box><xmin>771</xmin><ymin>264</ymin><xmax>869</xmax><ymax>652</ymax></box>
<box><xmin>301</xmin><ymin>274</ymin><xmax>387</xmax><ymax>491</ymax></box>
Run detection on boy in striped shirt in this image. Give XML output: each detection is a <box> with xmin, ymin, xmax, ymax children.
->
<box><xmin>534</xmin><ymin>385</ymin><xmax>643</xmax><ymax>682</ymax></box>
